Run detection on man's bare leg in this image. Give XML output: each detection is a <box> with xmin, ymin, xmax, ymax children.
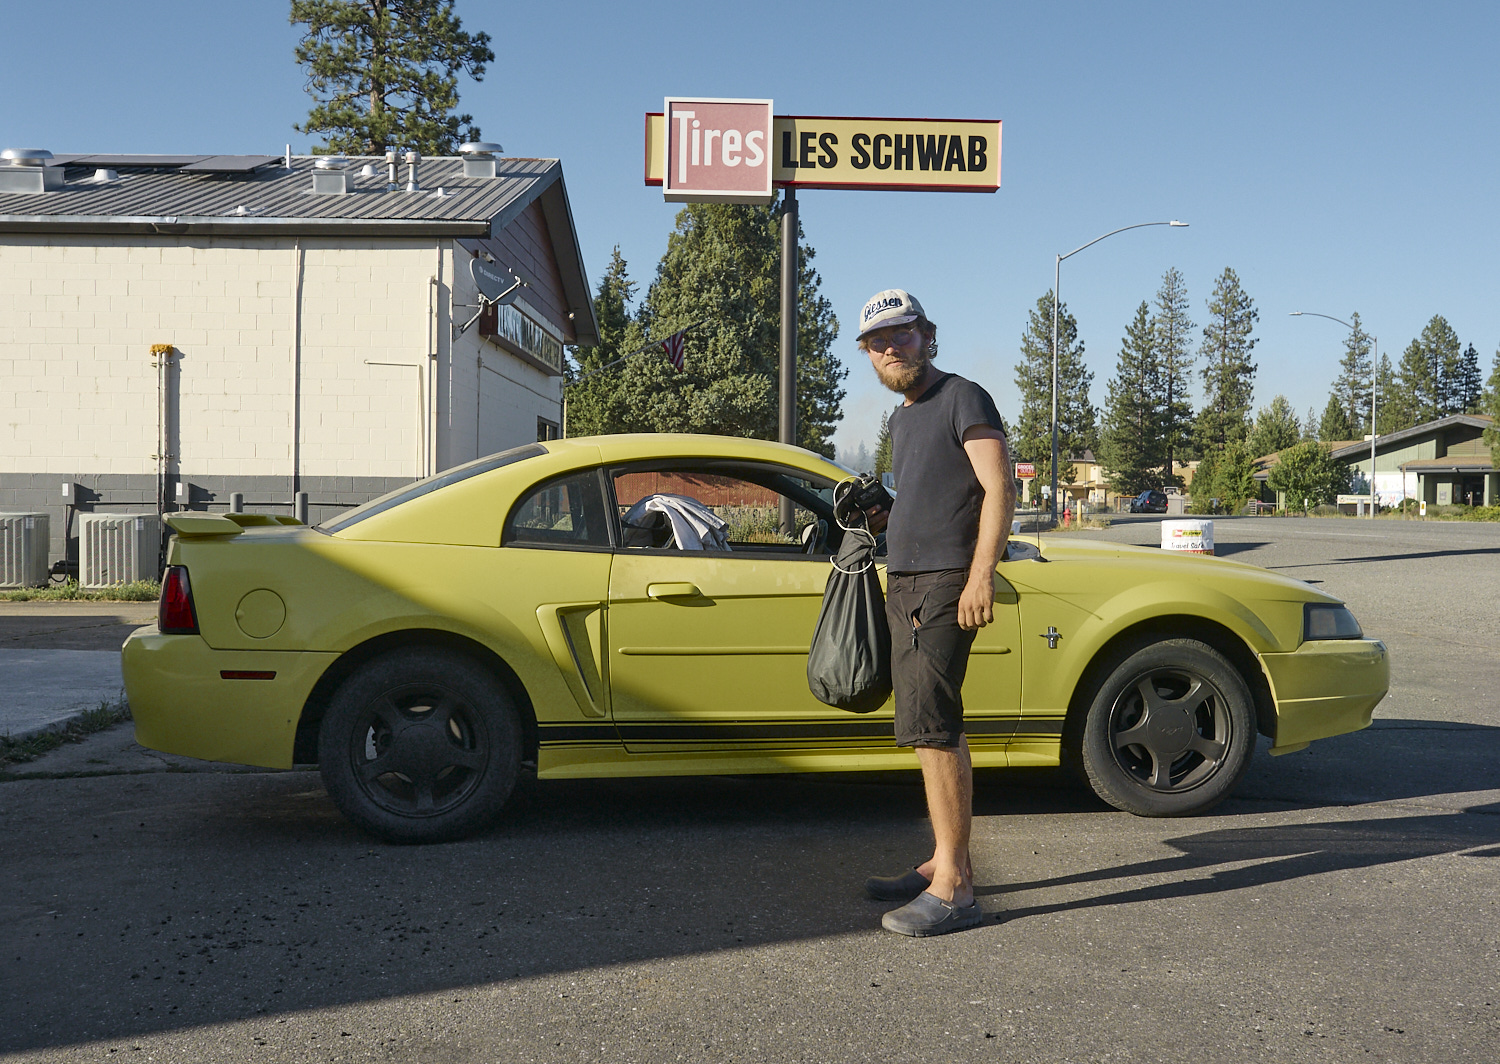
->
<box><xmin>912</xmin><ymin>736</ymin><xmax>974</xmax><ymax>907</ymax></box>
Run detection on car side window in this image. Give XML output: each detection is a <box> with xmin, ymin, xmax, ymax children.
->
<box><xmin>612</xmin><ymin>466</ymin><xmax>834</xmax><ymax>555</ymax></box>
<box><xmin>504</xmin><ymin>471</ymin><xmax>611</xmax><ymax>549</ymax></box>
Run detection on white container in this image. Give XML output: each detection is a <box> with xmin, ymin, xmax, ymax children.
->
<box><xmin>1161</xmin><ymin>519</ymin><xmax>1214</xmax><ymax>555</ymax></box>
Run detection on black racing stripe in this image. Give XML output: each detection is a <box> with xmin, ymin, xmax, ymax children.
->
<box><xmin>1010</xmin><ymin>718</ymin><xmax>1065</xmax><ymax>735</ymax></box>
<box><xmin>537</xmin><ymin>717</ymin><xmax>1064</xmax><ymax>745</ymax></box>
<box><xmin>537</xmin><ymin>723</ymin><xmax>620</xmax><ymax>742</ymax></box>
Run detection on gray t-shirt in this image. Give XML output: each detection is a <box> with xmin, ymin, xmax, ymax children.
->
<box><xmin>886</xmin><ymin>372</ymin><xmax>1007</xmax><ymax>573</ymax></box>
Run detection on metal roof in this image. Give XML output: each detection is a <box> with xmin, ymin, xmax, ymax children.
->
<box><xmin>0</xmin><ymin>155</ymin><xmax>564</xmax><ymax>237</ymax></box>
<box><xmin>0</xmin><ymin>153</ymin><xmax>598</xmax><ymax>345</ymax></box>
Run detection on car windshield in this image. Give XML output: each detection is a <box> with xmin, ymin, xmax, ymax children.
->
<box><xmin>319</xmin><ymin>444</ymin><xmax>547</xmax><ymax>533</ymax></box>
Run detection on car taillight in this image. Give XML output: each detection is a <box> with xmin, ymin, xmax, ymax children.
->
<box><xmin>159</xmin><ymin>565</ymin><xmax>199</xmax><ymax>634</ymax></box>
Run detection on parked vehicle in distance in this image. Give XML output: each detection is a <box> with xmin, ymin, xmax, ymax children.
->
<box><xmin>123</xmin><ymin>435</ymin><xmax>1388</xmax><ymax>843</ymax></box>
<box><xmin>1130</xmin><ymin>489</ymin><xmax>1170</xmax><ymax>513</ymax></box>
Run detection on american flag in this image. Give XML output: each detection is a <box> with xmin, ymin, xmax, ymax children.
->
<box><xmin>661</xmin><ymin>329</ymin><xmax>687</xmax><ymax>372</ymax></box>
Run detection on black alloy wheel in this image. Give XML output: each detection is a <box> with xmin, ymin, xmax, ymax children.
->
<box><xmin>1075</xmin><ymin>638</ymin><xmax>1256</xmax><ymax>816</ymax></box>
<box><xmin>319</xmin><ymin>648</ymin><xmax>521</xmax><ymax>843</ymax></box>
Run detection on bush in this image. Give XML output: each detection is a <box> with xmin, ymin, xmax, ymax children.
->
<box><xmin>0</xmin><ymin>579</ymin><xmax>160</xmax><ymax>603</ymax></box>
<box><xmin>1460</xmin><ymin>505</ymin><xmax>1500</xmax><ymax>521</ymax></box>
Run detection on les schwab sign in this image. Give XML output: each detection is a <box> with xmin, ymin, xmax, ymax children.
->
<box><xmin>648</xmin><ymin>99</ymin><xmax>1001</xmax><ymax>203</ymax></box>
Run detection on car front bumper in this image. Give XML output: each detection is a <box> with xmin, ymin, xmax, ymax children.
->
<box><xmin>122</xmin><ymin>625</ymin><xmax>338</xmax><ymax>769</ymax></box>
<box><xmin>1259</xmin><ymin>638</ymin><xmax>1389</xmax><ymax>752</ymax></box>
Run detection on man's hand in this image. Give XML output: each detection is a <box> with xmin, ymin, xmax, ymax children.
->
<box><xmin>958</xmin><ymin>570</ymin><xmax>994</xmax><ymax>631</ymax></box>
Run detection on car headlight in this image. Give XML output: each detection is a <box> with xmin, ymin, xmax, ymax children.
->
<box><xmin>1303</xmin><ymin>602</ymin><xmax>1363</xmax><ymax>641</ymax></box>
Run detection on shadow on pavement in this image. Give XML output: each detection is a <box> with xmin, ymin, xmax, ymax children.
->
<box><xmin>3</xmin><ymin>719</ymin><xmax>1497</xmax><ymax>1053</ymax></box>
<box><xmin>983</xmin><ymin>802</ymin><xmax>1499</xmax><ymax>920</ymax></box>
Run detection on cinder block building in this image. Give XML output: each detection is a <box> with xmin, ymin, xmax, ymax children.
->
<box><xmin>0</xmin><ymin>148</ymin><xmax>596</xmax><ymax>579</ymax></box>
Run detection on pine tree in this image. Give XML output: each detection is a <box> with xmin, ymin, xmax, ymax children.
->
<box><xmin>1013</xmin><ymin>292</ymin><xmax>1096</xmax><ymax>487</ymax></box>
<box><xmin>1374</xmin><ymin>353</ymin><xmax>1406</xmax><ymax>435</ymax></box>
<box><xmin>1394</xmin><ymin>336</ymin><xmax>1437</xmax><ymax>427</ymax></box>
<box><xmin>1303</xmin><ymin>406</ymin><xmax>1319</xmax><ymax>442</ymax></box>
<box><xmin>1456</xmin><ymin>343</ymin><xmax>1484</xmax><ymax>413</ymax></box>
<box><xmin>1331</xmin><ymin>311</ymin><xmax>1374</xmax><ymax>436</ymax></box>
<box><xmin>1246</xmin><ymin>395</ymin><xmax>1301</xmax><ymax>458</ymax></box>
<box><xmin>563</xmin><ymin>247</ymin><xmax>644</xmax><ymax>438</ymax></box>
<box><xmin>1318</xmin><ymin>395</ymin><xmax>1355</xmax><ymax>442</ymax></box>
<box><xmin>1419</xmin><ymin>315</ymin><xmax>1464</xmax><ymax>417</ymax></box>
<box><xmin>1151</xmin><ymin>268</ymin><xmax>1195</xmax><ymax>484</ymax></box>
<box><xmin>595</xmin><ymin>197</ymin><xmax>845</xmax><ymax>454</ymax></box>
<box><xmin>1098</xmin><ymin>302</ymin><xmax>1163</xmax><ymax>495</ymax></box>
<box><xmin>1196</xmin><ymin>267</ymin><xmax>1259</xmax><ymax>453</ymax></box>
<box><xmin>291</xmin><ymin>0</ymin><xmax>494</xmax><ymax>155</ymax></box>
<box><xmin>1482</xmin><ymin>348</ymin><xmax>1500</xmax><ymax>468</ymax></box>
<box><xmin>873</xmin><ymin>410</ymin><xmax>893</xmax><ymax>475</ymax></box>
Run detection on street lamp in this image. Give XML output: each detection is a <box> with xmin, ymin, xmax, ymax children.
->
<box><xmin>1051</xmin><ymin>221</ymin><xmax>1188</xmax><ymax>520</ymax></box>
<box><xmin>1289</xmin><ymin>311</ymin><xmax>1378</xmax><ymax>518</ymax></box>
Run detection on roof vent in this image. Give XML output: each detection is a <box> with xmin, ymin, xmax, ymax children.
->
<box><xmin>459</xmin><ymin>141</ymin><xmax>503</xmax><ymax>179</ymax></box>
<box><xmin>311</xmin><ymin>155</ymin><xmax>349</xmax><ymax>195</ymax></box>
<box><xmin>0</xmin><ymin>148</ymin><xmax>63</xmax><ymax>194</ymax></box>
<box><xmin>358</xmin><ymin>162</ymin><xmax>378</xmax><ymax>178</ymax></box>
<box><xmin>83</xmin><ymin>168</ymin><xmax>120</xmax><ymax>184</ymax></box>
<box><xmin>404</xmin><ymin>150</ymin><xmax>421</xmax><ymax>192</ymax></box>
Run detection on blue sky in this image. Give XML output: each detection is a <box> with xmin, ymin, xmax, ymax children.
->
<box><xmin>6</xmin><ymin>1</ymin><xmax>1497</xmax><ymax>455</ymax></box>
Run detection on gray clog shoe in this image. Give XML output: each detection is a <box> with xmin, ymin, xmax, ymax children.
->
<box><xmin>881</xmin><ymin>891</ymin><xmax>983</xmax><ymax>937</ymax></box>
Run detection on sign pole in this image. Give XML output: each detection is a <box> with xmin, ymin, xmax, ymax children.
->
<box><xmin>779</xmin><ymin>186</ymin><xmax>798</xmax><ymax>534</ymax></box>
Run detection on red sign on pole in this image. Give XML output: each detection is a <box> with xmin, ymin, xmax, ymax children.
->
<box><xmin>662</xmin><ymin>97</ymin><xmax>775</xmax><ymax>205</ymax></box>
<box><xmin>1015</xmin><ymin>462</ymin><xmax>1036</xmax><ymax>479</ymax></box>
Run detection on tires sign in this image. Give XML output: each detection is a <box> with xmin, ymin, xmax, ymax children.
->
<box><xmin>661</xmin><ymin>98</ymin><xmax>775</xmax><ymax>205</ymax></box>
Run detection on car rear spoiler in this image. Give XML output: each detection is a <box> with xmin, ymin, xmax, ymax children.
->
<box><xmin>162</xmin><ymin>513</ymin><xmax>304</xmax><ymax>537</ymax></box>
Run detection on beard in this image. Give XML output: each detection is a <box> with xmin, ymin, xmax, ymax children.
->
<box><xmin>873</xmin><ymin>350</ymin><xmax>932</xmax><ymax>393</ymax></box>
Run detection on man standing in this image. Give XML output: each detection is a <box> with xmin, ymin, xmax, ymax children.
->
<box><xmin>856</xmin><ymin>289</ymin><xmax>1015</xmax><ymax>937</ymax></box>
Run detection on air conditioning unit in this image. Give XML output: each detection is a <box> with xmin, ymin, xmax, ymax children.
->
<box><xmin>0</xmin><ymin>513</ymin><xmax>50</xmax><ymax>588</ymax></box>
<box><xmin>79</xmin><ymin>512</ymin><xmax>161</xmax><ymax>588</ymax></box>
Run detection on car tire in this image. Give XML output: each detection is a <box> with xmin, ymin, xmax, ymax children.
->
<box><xmin>318</xmin><ymin>647</ymin><xmax>521</xmax><ymax>843</ymax></box>
<box><xmin>1076</xmin><ymin>638</ymin><xmax>1256</xmax><ymax>817</ymax></box>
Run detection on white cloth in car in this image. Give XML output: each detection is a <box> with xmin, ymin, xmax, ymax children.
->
<box><xmin>623</xmin><ymin>494</ymin><xmax>730</xmax><ymax>551</ymax></box>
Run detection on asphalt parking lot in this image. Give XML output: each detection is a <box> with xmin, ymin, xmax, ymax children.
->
<box><xmin>1</xmin><ymin>516</ymin><xmax>1496</xmax><ymax>1063</ymax></box>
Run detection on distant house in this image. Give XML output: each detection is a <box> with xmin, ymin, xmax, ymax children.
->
<box><xmin>1252</xmin><ymin>415</ymin><xmax>1496</xmax><ymax>509</ymax></box>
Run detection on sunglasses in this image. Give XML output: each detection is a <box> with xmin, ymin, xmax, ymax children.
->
<box><xmin>864</xmin><ymin>328</ymin><xmax>918</xmax><ymax>351</ymax></box>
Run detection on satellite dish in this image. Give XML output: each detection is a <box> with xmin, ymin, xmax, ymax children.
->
<box><xmin>470</xmin><ymin>257</ymin><xmax>522</xmax><ymax>306</ymax></box>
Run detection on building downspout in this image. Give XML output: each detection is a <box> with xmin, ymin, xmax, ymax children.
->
<box><xmin>291</xmin><ymin>238</ymin><xmax>305</xmax><ymax>499</ymax></box>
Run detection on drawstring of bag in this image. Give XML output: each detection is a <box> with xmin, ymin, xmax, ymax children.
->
<box><xmin>831</xmin><ymin>476</ymin><xmax>878</xmax><ymax>575</ymax></box>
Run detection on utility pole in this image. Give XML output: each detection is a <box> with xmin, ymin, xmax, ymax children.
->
<box><xmin>779</xmin><ymin>187</ymin><xmax>798</xmax><ymax>535</ymax></box>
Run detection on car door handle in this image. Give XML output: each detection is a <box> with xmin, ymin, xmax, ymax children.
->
<box><xmin>647</xmin><ymin>582</ymin><xmax>702</xmax><ymax>600</ymax></box>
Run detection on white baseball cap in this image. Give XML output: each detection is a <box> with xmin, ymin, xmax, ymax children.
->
<box><xmin>858</xmin><ymin>289</ymin><xmax>927</xmax><ymax>339</ymax></box>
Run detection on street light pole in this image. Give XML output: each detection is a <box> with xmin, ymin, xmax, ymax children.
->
<box><xmin>1289</xmin><ymin>311</ymin><xmax>1379</xmax><ymax>518</ymax></box>
<box><xmin>1050</xmin><ymin>220</ymin><xmax>1188</xmax><ymax>521</ymax></box>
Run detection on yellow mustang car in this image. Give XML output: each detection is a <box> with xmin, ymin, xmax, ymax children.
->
<box><xmin>123</xmin><ymin>434</ymin><xmax>1388</xmax><ymax>842</ymax></box>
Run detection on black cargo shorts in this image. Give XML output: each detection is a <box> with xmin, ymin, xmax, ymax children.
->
<box><xmin>885</xmin><ymin>569</ymin><xmax>977</xmax><ymax>748</ymax></box>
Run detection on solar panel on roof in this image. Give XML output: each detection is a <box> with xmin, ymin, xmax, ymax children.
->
<box><xmin>62</xmin><ymin>155</ymin><xmax>210</xmax><ymax>169</ymax></box>
<box><xmin>178</xmin><ymin>156</ymin><xmax>283</xmax><ymax>173</ymax></box>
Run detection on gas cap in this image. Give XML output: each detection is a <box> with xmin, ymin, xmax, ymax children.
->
<box><xmin>235</xmin><ymin>589</ymin><xmax>286</xmax><ymax>639</ymax></box>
